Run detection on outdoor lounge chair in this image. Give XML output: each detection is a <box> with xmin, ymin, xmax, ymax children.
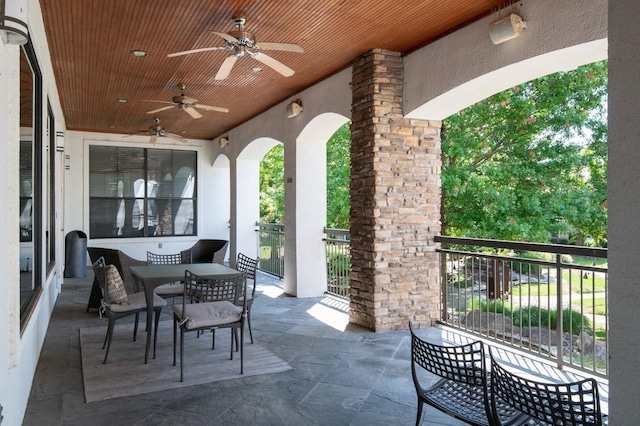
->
<box><xmin>92</xmin><ymin>257</ymin><xmax>166</xmax><ymax>364</ymax></box>
<box><xmin>409</xmin><ymin>323</ymin><xmax>522</xmax><ymax>425</ymax></box>
<box><xmin>180</xmin><ymin>239</ymin><xmax>228</xmax><ymax>264</ymax></box>
<box><xmin>489</xmin><ymin>349</ymin><xmax>608</xmax><ymax>425</ymax></box>
<box><xmin>173</xmin><ymin>270</ymin><xmax>247</xmax><ymax>381</ymax></box>
<box><xmin>86</xmin><ymin>247</ymin><xmax>148</xmax><ymax>312</ymax></box>
<box><xmin>235</xmin><ymin>252</ymin><xmax>259</xmax><ymax>343</ymax></box>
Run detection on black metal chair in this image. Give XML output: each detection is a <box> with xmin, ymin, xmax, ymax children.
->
<box><xmin>180</xmin><ymin>239</ymin><xmax>228</xmax><ymax>264</ymax></box>
<box><xmin>146</xmin><ymin>251</ymin><xmax>192</xmax><ymax>302</ymax></box>
<box><xmin>173</xmin><ymin>270</ymin><xmax>247</xmax><ymax>382</ymax></box>
<box><xmin>489</xmin><ymin>350</ymin><xmax>608</xmax><ymax>425</ymax></box>
<box><xmin>409</xmin><ymin>323</ymin><xmax>524</xmax><ymax>426</ymax></box>
<box><xmin>236</xmin><ymin>253</ymin><xmax>260</xmax><ymax>343</ymax></box>
<box><xmin>86</xmin><ymin>247</ymin><xmax>148</xmax><ymax>312</ymax></box>
<box><xmin>92</xmin><ymin>257</ymin><xmax>167</xmax><ymax>364</ymax></box>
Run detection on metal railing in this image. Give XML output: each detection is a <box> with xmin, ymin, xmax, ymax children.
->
<box><xmin>435</xmin><ymin>236</ymin><xmax>608</xmax><ymax>378</ymax></box>
<box><xmin>324</xmin><ymin>228</ymin><xmax>351</xmax><ymax>298</ymax></box>
<box><xmin>256</xmin><ymin>222</ymin><xmax>285</xmax><ymax>278</ymax></box>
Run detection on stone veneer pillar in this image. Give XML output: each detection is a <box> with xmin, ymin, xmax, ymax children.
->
<box><xmin>349</xmin><ymin>49</ymin><xmax>442</xmax><ymax>331</ymax></box>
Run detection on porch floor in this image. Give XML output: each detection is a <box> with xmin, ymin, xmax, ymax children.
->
<box><xmin>23</xmin><ymin>269</ymin><xmax>606</xmax><ymax>425</ymax></box>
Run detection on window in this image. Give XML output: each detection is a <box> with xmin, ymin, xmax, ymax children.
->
<box><xmin>20</xmin><ymin>40</ymin><xmax>44</xmax><ymax>330</ymax></box>
<box><xmin>89</xmin><ymin>146</ymin><xmax>197</xmax><ymax>238</ymax></box>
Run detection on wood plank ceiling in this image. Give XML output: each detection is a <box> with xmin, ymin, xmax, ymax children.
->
<box><xmin>39</xmin><ymin>0</ymin><xmax>506</xmax><ymax>141</ymax></box>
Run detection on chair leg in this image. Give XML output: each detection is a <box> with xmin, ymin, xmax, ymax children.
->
<box><xmin>240</xmin><ymin>325</ymin><xmax>244</xmax><ymax>375</ymax></box>
<box><xmin>133</xmin><ymin>312</ymin><xmax>139</xmax><ymax>342</ymax></box>
<box><xmin>103</xmin><ymin>318</ymin><xmax>116</xmax><ymax>364</ymax></box>
<box><xmin>415</xmin><ymin>399</ymin><xmax>423</xmax><ymax>426</ymax></box>
<box><xmin>247</xmin><ymin>306</ymin><xmax>254</xmax><ymax>344</ymax></box>
<box><xmin>172</xmin><ymin>318</ymin><xmax>177</xmax><ymax>366</ymax></box>
<box><xmin>180</xmin><ymin>329</ymin><xmax>185</xmax><ymax>382</ymax></box>
<box><xmin>153</xmin><ymin>307</ymin><xmax>162</xmax><ymax>360</ymax></box>
<box><xmin>229</xmin><ymin>329</ymin><xmax>234</xmax><ymax>360</ymax></box>
<box><xmin>211</xmin><ymin>329</ymin><xmax>216</xmax><ymax>350</ymax></box>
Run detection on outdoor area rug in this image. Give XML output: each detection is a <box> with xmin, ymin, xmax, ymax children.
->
<box><xmin>80</xmin><ymin>320</ymin><xmax>292</xmax><ymax>403</ymax></box>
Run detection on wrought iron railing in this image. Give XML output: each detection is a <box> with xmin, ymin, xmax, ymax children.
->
<box><xmin>256</xmin><ymin>222</ymin><xmax>285</xmax><ymax>278</ymax></box>
<box><xmin>324</xmin><ymin>228</ymin><xmax>351</xmax><ymax>298</ymax></box>
<box><xmin>435</xmin><ymin>235</ymin><xmax>608</xmax><ymax>378</ymax></box>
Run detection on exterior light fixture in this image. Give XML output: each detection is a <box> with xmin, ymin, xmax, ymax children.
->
<box><xmin>0</xmin><ymin>0</ymin><xmax>29</xmax><ymax>45</ymax></box>
<box><xmin>219</xmin><ymin>137</ymin><xmax>229</xmax><ymax>148</ymax></box>
<box><xmin>131</xmin><ymin>50</ymin><xmax>148</xmax><ymax>57</ymax></box>
<box><xmin>489</xmin><ymin>13</ymin><xmax>526</xmax><ymax>45</ymax></box>
<box><xmin>117</xmin><ymin>98</ymin><xmax>128</xmax><ymax>103</ymax></box>
<box><xmin>286</xmin><ymin>100</ymin><xmax>303</xmax><ymax>118</ymax></box>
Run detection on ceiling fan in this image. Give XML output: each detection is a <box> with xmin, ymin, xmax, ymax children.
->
<box><xmin>144</xmin><ymin>84</ymin><xmax>229</xmax><ymax>119</ymax></box>
<box><xmin>124</xmin><ymin>118</ymin><xmax>187</xmax><ymax>144</ymax></box>
<box><xmin>167</xmin><ymin>16</ymin><xmax>304</xmax><ymax>80</ymax></box>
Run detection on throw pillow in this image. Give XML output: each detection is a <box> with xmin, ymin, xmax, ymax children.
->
<box><xmin>105</xmin><ymin>264</ymin><xmax>128</xmax><ymax>304</ymax></box>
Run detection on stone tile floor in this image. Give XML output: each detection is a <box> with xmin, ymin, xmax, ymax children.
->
<box><xmin>23</xmin><ymin>270</ymin><xmax>467</xmax><ymax>426</ymax></box>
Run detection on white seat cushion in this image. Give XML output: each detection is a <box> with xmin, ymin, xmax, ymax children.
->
<box><xmin>154</xmin><ymin>282</ymin><xmax>184</xmax><ymax>296</ymax></box>
<box><xmin>173</xmin><ymin>301</ymin><xmax>242</xmax><ymax>330</ymax></box>
<box><xmin>107</xmin><ymin>292</ymin><xmax>167</xmax><ymax>313</ymax></box>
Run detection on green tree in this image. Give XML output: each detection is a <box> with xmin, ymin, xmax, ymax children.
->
<box><xmin>259</xmin><ymin>144</ymin><xmax>284</xmax><ymax>223</ymax></box>
<box><xmin>326</xmin><ymin>123</ymin><xmax>351</xmax><ymax>229</ymax></box>
<box><xmin>442</xmin><ymin>61</ymin><xmax>608</xmax><ymax>245</ymax></box>
<box><xmin>259</xmin><ymin>124</ymin><xmax>352</xmax><ymax>228</ymax></box>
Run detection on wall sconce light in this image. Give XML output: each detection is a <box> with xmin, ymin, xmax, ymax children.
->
<box><xmin>286</xmin><ymin>100</ymin><xmax>303</xmax><ymax>118</ymax></box>
<box><xmin>489</xmin><ymin>13</ymin><xmax>526</xmax><ymax>45</ymax></box>
<box><xmin>219</xmin><ymin>137</ymin><xmax>229</xmax><ymax>148</ymax></box>
<box><xmin>0</xmin><ymin>0</ymin><xmax>29</xmax><ymax>45</ymax></box>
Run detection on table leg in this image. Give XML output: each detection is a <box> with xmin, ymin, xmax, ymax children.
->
<box><xmin>134</xmin><ymin>275</ymin><xmax>153</xmax><ymax>364</ymax></box>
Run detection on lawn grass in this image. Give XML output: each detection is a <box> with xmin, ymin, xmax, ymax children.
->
<box><xmin>582</xmin><ymin>296</ymin><xmax>607</xmax><ymax>315</ymax></box>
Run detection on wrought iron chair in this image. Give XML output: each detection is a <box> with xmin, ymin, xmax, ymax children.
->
<box><xmin>173</xmin><ymin>270</ymin><xmax>247</xmax><ymax>382</ymax></box>
<box><xmin>92</xmin><ymin>257</ymin><xmax>167</xmax><ymax>364</ymax></box>
<box><xmin>236</xmin><ymin>252</ymin><xmax>260</xmax><ymax>343</ymax></box>
<box><xmin>86</xmin><ymin>247</ymin><xmax>148</xmax><ymax>311</ymax></box>
<box><xmin>489</xmin><ymin>350</ymin><xmax>608</xmax><ymax>425</ymax></box>
<box><xmin>409</xmin><ymin>323</ymin><xmax>523</xmax><ymax>426</ymax></box>
<box><xmin>180</xmin><ymin>239</ymin><xmax>228</xmax><ymax>264</ymax></box>
<box><xmin>146</xmin><ymin>251</ymin><xmax>192</xmax><ymax>302</ymax></box>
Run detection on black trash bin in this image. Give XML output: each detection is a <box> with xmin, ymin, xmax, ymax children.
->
<box><xmin>64</xmin><ymin>230</ymin><xmax>87</xmax><ymax>278</ymax></box>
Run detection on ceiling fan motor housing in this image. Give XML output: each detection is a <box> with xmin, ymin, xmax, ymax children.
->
<box><xmin>229</xmin><ymin>30</ymin><xmax>256</xmax><ymax>48</ymax></box>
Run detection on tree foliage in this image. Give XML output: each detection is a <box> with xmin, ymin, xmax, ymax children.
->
<box><xmin>441</xmin><ymin>60</ymin><xmax>608</xmax><ymax>245</ymax></box>
<box><xmin>259</xmin><ymin>123</ymin><xmax>352</xmax><ymax>228</ymax></box>
<box><xmin>326</xmin><ymin>123</ymin><xmax>351</xmax><ymax>229</ymax></box>
<box><xmin>259</xmin><ymin>144</ymin><xmax>284</xmax><ymax>223</ymax></box>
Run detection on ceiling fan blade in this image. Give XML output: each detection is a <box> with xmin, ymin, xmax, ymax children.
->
<box><xmin>184</xmin><ymin>107</ymin><xmax>203</xmax><ymax>119</ymax></box>
<box><xmin>255</xmin><ymin>42</ymin><xmax>304</xmax><ymax>53</ymax></box>
<box><xmin>213</xmin><ymin>32</ymin><xmax>239</xmax><ymax>44</ymax></box>
<box><xmin>146</xmin><ymin>105</ymin><xmax>175</xmax><ymax>114</ymax></box>
<box><xmin>167</xmin><ymin>46</ymin><xmax>227</xmax><ymax>57</ymax></box>
<box><xmin>149</xmin><ymin>135</ymin><xmax>158</xmax><ymax>145</ymax></box>
<box><xmin>194</xmin><ymin>103</ymin><xmax>229</xmax><ymax>113</ymax></box>
<box><xmin>252</xmin><ymin>52</ymin><xmax>295</xmax><ymax>77</ymax></box>
<box><xmin>215</xmin><ymin>55</ymin><xmax>238</xmax><ymax>80</ymax></box>
<box><xmin>166</xmin><ymin>133</ymin><xmax>188</xmax><ymax>143</ymax></box>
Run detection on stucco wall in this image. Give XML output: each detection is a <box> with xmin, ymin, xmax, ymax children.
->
<box><xmin>608</xmin><ymin>0</ymin><xmax>640</xmax><ymax>423</ymax></box>
<box><xmin>0</xmin><ymin>0</ymin><xmax>67</xmax><ymax>423</ymax></box>
<box><xmin>404</xmin><ymin>0</ymin><xmax>607</xmax><ymax>120</ymax></box>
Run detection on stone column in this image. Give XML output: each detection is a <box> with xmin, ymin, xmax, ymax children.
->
<box><xmin>349</xmin><ymin>49</ymin><xmax>441</xmax><ymax>331</ymax></box>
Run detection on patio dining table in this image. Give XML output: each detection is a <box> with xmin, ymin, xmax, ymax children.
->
<box><xmin>130</xmin><ymin>263</ymin><xmax>241</xmax><ymax>363</ymax></box>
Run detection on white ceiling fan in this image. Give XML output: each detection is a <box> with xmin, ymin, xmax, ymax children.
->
<box><xmin>167</xmin><ymin>16</ymin><xmax>304</xmax><ymax>80</ymax></box>
<box><xmin>124</xmin><ymin>117</ymin><xmax>187</xmax><ymax>144</ymax></box>
<box><xmin>144</xmin><ymin>84</ymin><xmax>229</xmax><ymax>119</ymax></box>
